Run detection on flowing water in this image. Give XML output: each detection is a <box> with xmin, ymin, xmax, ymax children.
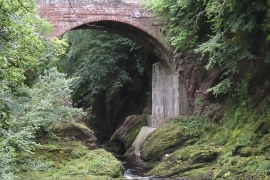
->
<box><xmin>115</xmin><ymin>154</ymin><xmax>177</xmax><ymax>180</ymax></box>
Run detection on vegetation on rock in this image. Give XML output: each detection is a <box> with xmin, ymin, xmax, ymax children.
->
<box><xmin>108</xmin><ymin>115</ymin><xmax>148</xmax><ymax>154</ymax></box>
<box><xmin>0</xmin><ymin>1</ymin><xmax>123</xmax><ymax>179</ymax></box>
<box><xmin>141</xmin><ymin>101</ymin><xmax>270</xmax><ymax>179</ymax></box>
<box><xmin>17</xmin><ymin>122</ymin><xmax>124</xmax><ymax>180</ymax></box>
<box><xmin>141</xmin><ymin>117</ymin><xmax>215</xmax><ymax>161</ymax></box>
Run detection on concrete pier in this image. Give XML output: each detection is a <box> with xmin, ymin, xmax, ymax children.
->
<box><xmin>151</xmin><ymin>62</ymin><xmax>189</xmax><ymax>127</ymax></box>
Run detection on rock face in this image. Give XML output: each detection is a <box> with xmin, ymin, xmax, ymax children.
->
<box><xmin>174</xmin><ymin>51</ymin><xmax>224</xmax><ymax>115</ymax></box>
<box><xmin>52</xmin><ymin>122</ymin><xmax>97</xmax><ymax>149</ymax></box>
<box><xmin>108</xmin><ymin>115</ymin><xmax>148</xmax><ymax>154</ymax></box>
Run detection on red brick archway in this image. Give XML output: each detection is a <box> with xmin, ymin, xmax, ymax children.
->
<box><xmin>36</xmin><ymin>0</ymin><xmax>173</xmax><ymax>71</ymax></box>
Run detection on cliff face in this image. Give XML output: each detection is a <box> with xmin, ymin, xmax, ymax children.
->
<box><xmin>174</xmin><ymin>51</ymin><xmax>224</xmax><ymax>118</ymax></box>
<box><xmin>175</xmin><ymin>50</ymin><xmax>270</xmax><ymax>117</ymax></box>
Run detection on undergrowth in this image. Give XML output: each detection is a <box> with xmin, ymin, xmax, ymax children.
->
<box><xmin>16</xmin><ymin>133</ymin><xmax>124</xmax><ymax>179</ymax></box>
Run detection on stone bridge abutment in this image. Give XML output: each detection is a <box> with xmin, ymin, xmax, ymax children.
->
<box><xmin>36</xmin><ymin>0</ymin><xmax>189</xmax><ymax>129</ymax></box>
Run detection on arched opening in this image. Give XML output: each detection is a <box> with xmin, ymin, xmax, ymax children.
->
<box><xmin>61</xmin><ymin>20</ymin><xmax>173</xmax><ymax>73</ymax></box>
<box><xmin>59</xmin><ymin>28</ymin><xmax>159</xmax><ymax>147</ymax></box>
<box><xmin>56</xmin><ymin>17</ymin><xmax>189</xmax><ymax>154</ymax></box>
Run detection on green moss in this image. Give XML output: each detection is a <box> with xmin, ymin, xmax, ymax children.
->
<box><xmin>214</xmin><ymin>156</ymin><xmax>270</xmax><ymax>179</ymax></box>
<box><xmin>141</xmin><ymin>121</ymin><xmax>189</xmax><ymax>161</ymax></box>
<box><xmin>16</xmin><ymin>123</ymin><xmax>124</xmax><ymax>179</ymax></box>
<box><xmin>121</xmin><ymin>116</ymin><xmax>147</xmax><ymax>150</ymax></box>
<box><xmin>52</xmin><ymin>121</ymin><xmax>95</xmax><ymax>137</ymax></box>
<box><xmin>108</xmin><ymin>115</ymin><xmax>147</xmax><ymax>153</ymax></box>
<box><xmin>141</xmin><ymin>117</ymin><xmax>216</xmax><ymax>161</ymax></box>
<box><xmin>147</xmin><ymin>144</ymin><xmax>220</xmax><ymax>178</ymax></box>
<box><xmin>18</xmin><ymin>142</ymin><xmax>124</xmax><ymax>179</ymax></box>
<box><xmin>142</xmin><ymin>102</ymin><xmax>270</xmax><ymax>179</ymax></box>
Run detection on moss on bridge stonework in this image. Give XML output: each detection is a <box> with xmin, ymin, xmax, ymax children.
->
<box><xmin>141</xmin><ymin>104</ymin><xmax>270</xmax><ymax>179</ymax></box>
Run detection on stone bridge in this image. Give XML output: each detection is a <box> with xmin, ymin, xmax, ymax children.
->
<box><xmin>36</xmin><ymin>0</ymin><xmax>189</xmax><ymax>128</ymax></box>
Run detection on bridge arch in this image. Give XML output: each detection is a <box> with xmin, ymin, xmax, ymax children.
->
<box><xmin>67</xmin><ymin>19</ymin><xmax>172</xmax><ymax>72</ymax></box>
<box><xmin>36</xmin><ymin>0</ymin><xmax>174</xmax><ymax>72</ymax></box>
<box><xmin>36</xmin><ymin>0</ymin><xmax>189</xmax><ymax>128</ymax></box>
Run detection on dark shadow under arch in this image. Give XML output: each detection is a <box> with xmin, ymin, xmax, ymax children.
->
<box><xmin>72</xmin><ymin>20</ymin><xmax>173</xmax><ymax>73</ymax></box>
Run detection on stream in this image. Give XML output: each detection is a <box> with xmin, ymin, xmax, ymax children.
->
<box><xmin>115</xmin><ymin>154</ymin><xmax>177</xmax><ymax>180</ymax></box>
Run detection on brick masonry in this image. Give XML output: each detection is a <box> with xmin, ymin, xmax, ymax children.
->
<box><xmin>36</xmin><ymin>0</ymin><xmax>174</xmax><ymax>70</ymax></box>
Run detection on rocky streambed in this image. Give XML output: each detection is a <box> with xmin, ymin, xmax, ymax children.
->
<box><xmin>16</xmin><ymin>105</ymin><xmax>270</xmax><ymax>180</ymax></box>
<box><xmin>109</xmin><ymin>110</ymin><xmax>270</xmax><ymax>179</ymax></box>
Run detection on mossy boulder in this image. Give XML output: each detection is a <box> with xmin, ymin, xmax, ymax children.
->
<box><xmin>108</xmin><ymin>115</ymin><xmax>147</xmax><ymax>153</ymax></box>
<box><xmin>52</xmin><ymin>121</ymin><xmax>97</xmax><ymax>149</ymax></box>
<box><xmin>214</xmin><ymin>156</ymin><xmax>270</xmax><ymax>179</ymax></box>
<box><xmin>147</xmin><ymin>144</ymin><xmax>220</xmax><ymax>179</ymax></box>
<box><xmin>18</xmin><ymin>149</ymin><xmax>124</xmax><ymax>180</ymax></box>
<box><xmin>140</xmin><ymin>118</ymin><xmax>202</xmax><ymax>161</ymax></box>
<box><xmin>17</xmin><ymin>122</ymin><xmax>124</xmax><ymax>179</ymax></box>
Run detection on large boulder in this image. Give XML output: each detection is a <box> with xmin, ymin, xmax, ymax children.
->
<box><xmin>140</xmin><ymin>117</ymin><xmax>200</xmax><ymax>161</ymax></box>
<box><xmin>147</xmin><ymin>144</ymin><xmax>220</xmax><ymax>179</ymax></box>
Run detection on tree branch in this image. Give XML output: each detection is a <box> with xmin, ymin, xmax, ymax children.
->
<box><xmin>17</xmin><ymin>0</ymin><xmax>30</xmax><ymax>12</ymax></box>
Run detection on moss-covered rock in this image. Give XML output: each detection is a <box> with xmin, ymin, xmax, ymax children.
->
<box><xmin>140</xmin><ymin>117</ymin><xmax>208</xmax><ymax>161</ymax></box>
<box><xmin>214</xmin><ymin>156</ymin><xmax>270</xmax><ymax>179</ymax></box>
<box><xmin>17</xmin><ymin>122</ymin><xmax>124</xmax><ymax>179</ymax></box>
<box><xmin>18</xmin><ymin>149</ymin><xmax>124</xmax><ymax>180</ymax></box>
<box><xmin>108</xmin><ymin>115</ymin><xmax>147</xmax><ymax>153</ymax></box>
<box><xmin>52</xmin><ymin>121</ymin><xmax>97</xmax><ymax>149</ymax></box>
<box><xmin>147</xmin><ymin>144</ymin><xmax>220</xmax><ymax>179</ymax></box>
<box><xmin>142</xmin><ymin>106</ymin><xmax>270</xmax><ymax>179</ymax></box>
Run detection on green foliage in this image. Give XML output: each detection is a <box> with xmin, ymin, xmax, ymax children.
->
<box><xmin>0</xmin><ymin>68</ymin><xmax>86</xmax><ymax>179</ymax></box>
<box><xmin>143</xmin><ymin>0</ymin><xmax>205</xmax><ymax>51</ymax></box>
<box><xmin>207</xmin><ymin>78</ymin><xmax>231</xmax><ymax>97</ymax></box>
<box><xmin>232</xmin><ymin>73</ymin><xmax>251</xmax><ymax>105</ymax></box>
<box><xmin>144</xmin><ymin>0</ymin><xmax>270</xmax><ymax>95</ymax></box>
<box><xmin>59</xmin><ymin>30</ymin><xmax>148</xmax><ymax>105</ymax></box>
<box><xmin>0</xmin><ymin>0</ymin><xmax>43</xmax><ymax>86</ymax></box>
<box><xmin>19</xmin><ymin>67</ymin><xmax>86</xmax><ymax>134</ymax></box>
<box><xmin>0</xmin><ymin>1</ymin><xmax>85</xmax><ymax>179</ymax></box>
<box><xmin>23</xmin><ymin>38</ymin><xmax>68</xmax><ymax>87</ymax></box>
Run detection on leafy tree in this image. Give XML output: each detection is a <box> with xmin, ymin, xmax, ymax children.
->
<box><xmin>0</xmin><ymin>0</ymin><xmax>43</xmax><ymax>87</ymax></box>
<box><xmin>60</xmin><ymin>30</ymin><xmax>148</xmax><ymax>106</ymax></box>
<box><xmin>0</xmin><ymin>68</ymin><xmax>85</xmax><ymax>179</ymax></box>
<box><xmin>144</xmin><ymin>0</ymin><xmax>270</xmax><ymax>96</ymax></box>
<box><xmin>0</xmin><ymin>1</ymin><xmax>84</xmax><ymax>179</ymax></box>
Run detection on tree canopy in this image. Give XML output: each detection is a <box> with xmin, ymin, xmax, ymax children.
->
<box><xmin>144</xmin><ymin>0</ymin><xmax>270</xmax><ymax>95</ymax></box>
<box><xmin>0</xmin><ymin>1</ymin><xmax>84</xmax><ymax>179</ymax></box>
<box><xmin>59</xmin><ymin>30</ymin><xmax>149</xmax><ymax>106</ymax></box>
